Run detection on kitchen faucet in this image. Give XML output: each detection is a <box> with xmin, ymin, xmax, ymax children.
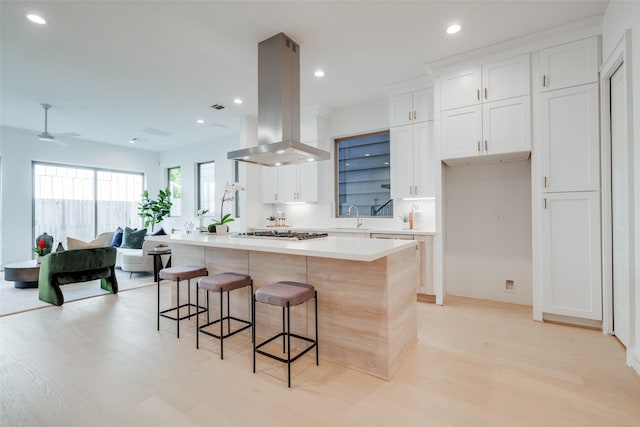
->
<box><xmin>347</xmin><ymin>204</ymin><xmax>364</xmax><ymax>229</ymax></box>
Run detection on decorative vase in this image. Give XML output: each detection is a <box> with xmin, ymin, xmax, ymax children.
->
<box><xmin>216</xmin><ymin>224</ymin><xmax>228</xmax><ymax>235</ymax></box>
<box><xmin>36</xmin><ymin>256</ymin><xmax>43</xmax><ymax>264</ymax></box>
<box><xmin>198</xmin><ymin>217</ymin><xmax>204</xmax><ymax>230</ymax></box>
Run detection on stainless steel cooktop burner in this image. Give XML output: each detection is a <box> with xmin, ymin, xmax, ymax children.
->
<box><xmin>237</xmin><ymin>231</ymin><xmax>328</xmax><ymax>240</ymax></box>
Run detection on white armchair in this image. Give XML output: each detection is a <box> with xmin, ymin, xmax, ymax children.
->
<box><xmin>120</xmin><ymin>239</ymin><xmax>155</xmax><ymax>277</ymax></box>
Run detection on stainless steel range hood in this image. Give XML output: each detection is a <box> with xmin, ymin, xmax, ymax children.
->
<box><xmin>227</xmin><ymin>32</ymin><xmax>330</xmax><ymax>167</ymax></box>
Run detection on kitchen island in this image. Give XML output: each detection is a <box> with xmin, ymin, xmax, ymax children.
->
<box><xmin>146</xmin><ymin>233</ymin><xmax>418</xmax><ymax>380</ymax></box>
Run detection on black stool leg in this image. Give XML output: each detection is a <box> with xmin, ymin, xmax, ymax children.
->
<box><xmin>176</xmin><ymin>278</ymin><xmax>180</xmax><ymax>338</ymax></box>
<box><xmin>315</xmin><ymin>290</ymin><xmax>319</xmax><ymax>365</ymax></box>
<box><xmin>250</xmin><ymin>281</ymin><xmax>254</xmax><ymax>344</ymax></box>
<box><xmin>282</xmin><ymin>307</ymin><xmax>286</xmax><ymax>353</ymax></box>
<box><xmin>227</xmin><ymin>290</ymin><xmax>231</xmax><ymax>333</ymax></box>
<box><xmin>287</xmin><ymin>301</ymin><xmax>291</xmax><ymax>388</ymax></box>
<box><xmin>207</xmin><ymin>290</ymin><xmax>210</xmax><ymax>323</ymax></box>
<box><xmin>220</xmin><ymin>288</ymin><xmax>224</xmax><ymax>359</ymax></box>
<box><xmin>252</xmin><ymin>294</ymin><xmax>256</xmax><ymax>373</ymax></box>
<box><xmin>157</xmin><ymin>276</ymin><xmax>161</xmax><ymax>331</ymax></box>
<box><xmin>187</xmin><ymin>279</ymin><xmax>191</xmax><ymax>318</ymax></box>
<box><xmin>196</xmin><ymin>286</ymin><xmax>200</xmax><ymax>349</ymax></box>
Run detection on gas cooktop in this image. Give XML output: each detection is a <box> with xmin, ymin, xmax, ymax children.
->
<box><xmin>237</xmin><ymin>231</ymin><xmax>328</xmax><ymax>240</ymax></box>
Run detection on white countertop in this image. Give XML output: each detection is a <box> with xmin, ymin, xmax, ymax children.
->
<box><xmin>251</xmin><ymin>226</ymin><xmax>435</xmax><ymax>236</ymax></box>
<box><xmin>146</xmin><ymin>233</ymin><xmax>417</xmax><ymax>262</ymax></box>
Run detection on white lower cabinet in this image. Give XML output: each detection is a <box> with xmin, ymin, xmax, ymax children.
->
<box><xmin>541</xmin><ymin>191</ymin><xmax>602</xmax><ymax>320</ymax></box>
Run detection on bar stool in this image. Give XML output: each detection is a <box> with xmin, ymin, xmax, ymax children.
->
<box><xmin>196</xmin><ymin>272</ymin><xmax>253</xmax><ymax>359</ymax></box>
<box><xmin>157</xmin><ymin>265</ymin><xmax>208</xmax><ymax>338</ymax></box>
<box><xmin>253</xmin><ymin>281</ymin><xmax>318</xmax><ymax>387</ymax></box>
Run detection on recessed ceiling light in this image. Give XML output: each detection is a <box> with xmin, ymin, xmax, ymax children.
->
<box><xmin>275</xmin><ymin>162</ymin><xmax>281</xmax><ymax>166</ymax></box>
<box><xmin>314</xmin><ymin>70</ymin><xmax>325</xmax><ymax>78</ymax></box>
<box><xmin>196</xmin><ymin>119</ymin><xmax>204</xmax><ymax>124</ymax></box>
<box><xmin>276</xmin><ymin>150</ymin><xmax>285</xmax><ymax>154</ymax></box>
<box><xmin>27</xmin><ymin>14</ymin><xmax>46</xmax><ymax>25</ymax></box>
<box><xmin>307</xmin><ymin>158</ymin><xmax>315</xmax><ymax>162</ymax></box>
<box><xmin>129</xmin><ymin>138</ymin><xmax>137</xmax><ymax>144</ymax></box>
<box><xmin>233</xmin><ymin>98</ymin><xmax>243</xmax><ymax>104</ymax></box>
<box><xmin>446</xmin><ymin>24</ymin><xmax>461</xmax><ymax>35</ymax></box>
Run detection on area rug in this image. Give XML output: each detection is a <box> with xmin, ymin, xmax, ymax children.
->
<box><xmin>0</xmin><ymin>269</ymin><xmax>155</xmax><ymax>317</ymax></box>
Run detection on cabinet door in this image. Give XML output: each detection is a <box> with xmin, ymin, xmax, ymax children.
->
<box><xmin>540</xmin><ymin>84</ymin><xmax>599</xmax><ymax>192</ymax></box>
<box><xmin>440</xmin><ymin>66</ymin><xmax>482</xmax><ymax>110</ymax></box>
<box><xmin>539</xmin><ymin>37</ymin><xmax>599</xmax><ymax>91</ymax></box>
<box><xmin>413</xmin><ymin>121</ymin><xmax>435</xmax><ymax>198</ymax></box>
<box><xmin>279</xmin><ymin>164</ymin><xmax>298</xmax><ymax>202</ymax></box>
<box><xmin>413</xmin><ymin>88</ymin><xmax>434</xmax><ymax>123</ymax></box>
<box><xmin>541</xmin><ymin>192</ymin><xmax>602</xmax><ymax>320</ymax></box>
<box><xmin>390</xmin><ymin>92</ymin><xmax>413</xmax><ymax>127</ymax></box>
<box><xmin>440</xmin><ymin>105</ymin><xmax>482</xmax><ymax>160</ymax></box>
<box><xmin>482</xmin><ymin>54</ymin><xmax>530</xmax><ymax>102</ymax></box>
<box><xmin>261</xmin><ymin>167</ymin><xmax>280</xmax><ymax>203</ymax></box>
<box><xmin>482</xmin><ymin>96</ymin><xmax>531</xmax><ymax>156</ymax></box>
<box><xmin>390</xmin><ymin>125</ymin><xmax>414</xmax><ymax>199</ymax></box>
<box><xmin>297</xmin><ymin>162</ymin><xmax>318</xmax><ymax>202</ymax></box>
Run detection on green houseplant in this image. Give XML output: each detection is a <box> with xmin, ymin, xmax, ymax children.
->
<box><xmin>207</xmin><ymin>182</ymin><xmax>242</xmax><ymax>233</ymax></box>
<box><xmin>138</xmin><ymin>187</ymin><xmax>173</xmax><ymax>232</ymax></box>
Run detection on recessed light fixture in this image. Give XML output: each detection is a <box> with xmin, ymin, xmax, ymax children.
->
<box><xmin>196</xmin><ymin>119</ymin><xmax>204</xmax><ymax>124</ymax></box>
<box><xmin>129</xmin><ymin>138</ymin><xmax>137</xmax><ymax>144</ymax></box>
<box><xmin>233</xmin><ymin>98</ymin><xmax>243</xmax><ymax>104</ymax></box>
<box><xmin>27</xmin><ymin>14</ymin><xmax>46</xmax><ymax>25</ymax></box>
<box><xmin>314</xmin><ymin>70</ymin><xmax>325</xmax><ymax>77</ymax></box>
<box><xmin>307</xmin><ymin>158</ymin><xmax>315</xmax><ymax>162</ymax></box>
<box><xmin>446</xmin><ymin>24</ymin><xmax>461</xmax><ymax>35</ymax></box>
<box><xmin>275</xmin><ymin>162</ymin><xmax>282</xmax><ymax>166</ymax></box>
<box><xmin>276</xmin><ymin>150</ymin><xmax>285</xmax><ymax>154</ymax></box>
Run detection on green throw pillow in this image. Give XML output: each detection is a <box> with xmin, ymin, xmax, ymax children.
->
<box><xmin>120</xmin><ymin>227</ymin><xmax>147</xmax><ymax>249</ymax></box>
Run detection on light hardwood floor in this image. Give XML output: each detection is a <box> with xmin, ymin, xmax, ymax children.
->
<box><xmin>1</xmin><ymin>287</ymin><xmax>638</xmax><ymax>426</ymax></box>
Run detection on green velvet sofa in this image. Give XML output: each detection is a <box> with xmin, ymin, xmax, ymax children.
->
<box><xmin>38</xmin><ymin>247</ymin><xmax>118</xmax><ymax>306</ymax></box>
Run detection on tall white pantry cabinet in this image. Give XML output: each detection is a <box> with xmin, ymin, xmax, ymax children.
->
<box><xmin>537</xmin><ymin>36</ymin><xmax>602</xmax><ymax>321</ymax></box>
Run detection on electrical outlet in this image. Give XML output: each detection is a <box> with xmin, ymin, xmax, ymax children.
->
<box><xmin>504</xmin><ymin>279</ymin><xmax>515</xmax><ymax>293</ymax></box>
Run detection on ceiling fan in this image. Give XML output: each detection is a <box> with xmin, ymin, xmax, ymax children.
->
<box><xmin>37</xmin><ymin>103</ymin><xmax>79</xmax><ymax>145</ymax></box>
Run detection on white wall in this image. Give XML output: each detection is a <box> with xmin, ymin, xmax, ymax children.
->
<box><xmin>0</xmin><ymin>127</ymin><xmax>161</xmax><ymax>266</ymax></box>
<box><xmin>445</xmin><ymin>160</ymin><xmax>533</xmax><ymax>305</ymax></box>
<box><xmin>601</xmin><ymin>0</ymin><xmax>640</xmax><ymax>372</ymax></box>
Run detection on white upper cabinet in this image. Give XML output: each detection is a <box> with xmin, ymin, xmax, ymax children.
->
<box><xmin>441</xmin><ymin>54</ymin><xmax>530</xmax><ymax>110</ymax></box>
<box><xmin>439</xmin><ymin>54</ymin><xmax>531</xmax><ymax>163</ymax></box>
<box><xmin>390</xmin><ymin>88</ymin><xmax>433</xmax><ymax>127</ymax></box>
<box><xmin>539</xmin><ymin>84</ymin><xmax>600</xmax><ymax>192</ymax></box>
<box><xmin>440</xmin><ymin>67</ymin><xmax>482</xmax><ymax>110</ymax></box>
<box><xmin>262</xmin><ymin>167</ymin><xmax>280</xmax><ymax>204</ymax></box>
<box><xmin>391</xmin><ymin>121</ymin><xmax>435</xmax><ymax>199</ymax></box>
<box><xmin>280</xmin><ymin>163</ymin><xmax>318</xmax><ymax>203</ymax></box>
<box><xmin>481</xmin><ymin>54</ymin><xmax>530</xmax><ymax>102</ymax></box>
<box><xmin>539</xmin><ymin>37</ymin><xmax>599</xmax><ymax>92</ymax></box>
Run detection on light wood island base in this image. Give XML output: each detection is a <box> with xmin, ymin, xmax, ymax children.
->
<box><xmin>169</xmin><ymin>243</ymin><xmax>418</xmax><ymax>380</ymax></box>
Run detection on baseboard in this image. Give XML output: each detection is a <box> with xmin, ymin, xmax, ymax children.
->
<box><xmin>629</xmin><ymin>348</ymin><xmax>640</xmax><ymax>377</ymax></box>
<box><xmin>417</xmin><ymin>293</ymin><xmax>436</xmax><ymax>304</ymax></box>
<box><xmin>542</xmin><ymin>313</ymin><xmax>602</xmax><ymax>330</ymax></box>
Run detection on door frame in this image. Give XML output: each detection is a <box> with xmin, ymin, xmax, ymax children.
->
<box><xmin>600</xmin><ymin>30</ymin><xmax>635</xmax><ymax>344</ymax></box>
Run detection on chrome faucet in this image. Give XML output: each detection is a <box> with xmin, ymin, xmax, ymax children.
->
<box><xmin>347</xmin><ymin>204</ymin><xmax>364</xmax><ymax>229</ymax></box>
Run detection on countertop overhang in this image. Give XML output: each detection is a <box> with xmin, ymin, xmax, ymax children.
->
<box><xmin>146</xmin><ymin>233</ymin><xmax>417</xmax><ymax>262</ymax></box>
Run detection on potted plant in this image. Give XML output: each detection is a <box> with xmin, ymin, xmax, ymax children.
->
<box><xmin>399</xmin><ymin>212</ymin><xmax>410</xmax><ymax>230</ymax></box>
<box><xmin>266</xmin><ymin>215</ymin><xmax>276</xmax><ymax>227</ymax></box>
<box><xmin>207</xmin><ymin>182</ymin><xmax>243</xmax><ymax>235</ymax></box>
<box><xmin>138</xmin><ymin>187</ymin><xmax>173</xmax><ymax>232</ymax></box>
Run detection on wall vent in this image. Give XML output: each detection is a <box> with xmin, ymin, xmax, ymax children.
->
<box><xmin>211</xmin><ymin>104</ymin><xmax>225</xmax><ymax>110</ymax></box>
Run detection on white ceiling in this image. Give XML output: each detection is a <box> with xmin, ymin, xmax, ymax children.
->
<box><xmin>0</xmin><ymin>1</ymin><xmax>607</xmax><ymax>152</ymax></box>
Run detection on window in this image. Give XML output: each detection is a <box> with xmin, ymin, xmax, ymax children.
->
<box><xmin>168</xmin><ymin>166</ymin><xmax>182</xmax><ymax>216</ymax></box>
<box><xmin>335</xmin><ymin>131</ymin><xmax>393</xmax><ymax>217</ymax></box>
<box><xmin>197</xmin><ymin>161</ymin><xmax>215</xmax><ymax>215</ymax></box>
<box><xmin>33</xmin><ymin>162</ymin><xmax>143</xmax><ymax>245</ymax></box>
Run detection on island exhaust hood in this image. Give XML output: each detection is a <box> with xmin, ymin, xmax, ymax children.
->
<box><xmin>227</xmin><ymin>33</ymin><xmax>330</xmax><ymax>167</ymax></box>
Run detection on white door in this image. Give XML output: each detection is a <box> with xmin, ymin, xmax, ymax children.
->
<box><xmin>413</xmin><ymin>88</ymin><xmax>434</xmax><ymax>123</ymax></box>
<box><xmin>611</xmin><ymin>63</ymin><xmax>630</xmax><ymax>347</ymax></box>
<box><xmin>539</xmin><ymin>37</ymin><xmax>599</xmax><ymax>91</ymax></box>
<box><xmin>413</xmin><ymin>121</ymin><xmax>435</xmax><ymax>198</ymax></box>
<box><xmin>440</xmin><ymin>66</ymin><xmax>481</xmax><ymax>110</ymax></box>
<box><xmin>482</xmin><ymin>53</ymin><xmax>530</xmax><ymax>102</ymax></box>
<box><xmin>389</xmin><ymin>92</ymin><xmax>413</xmax><ymax>127</ymax></box>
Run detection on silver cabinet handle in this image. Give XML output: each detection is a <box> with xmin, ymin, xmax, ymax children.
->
<box><xmin>544</xmin><ymin>176</ymin><xmax>548</xmax><ymax>188</ymax></box>
<box><xmin>543</xmin><ymin>74</ymin><xmax>547</xmax><ymax>87</ymax></box>
<box><xmin>484</xmin><ymin>140</ymin><xmax>488</xmax><ymax>152</ymax></box>
<box><xmin>413</xmin><ymin>111</ymin><xmax>417</xmax><ymax>120</ymax></box>
<box><xmin>484</xmin><ymin>88</ymin><xmax>488</xmax><ymax>99</ymax></box>
<box><xmin>544</xmin><ymin>198</ymin><xmax>548</xmax><ymax>209</ymax></box>
<box><xmin>408</xmin><ymin>111</ymin><xmax>412</xmax><ymax>121</ymax></box>
<box><xmin>476</xmin><ymin>89</ymin><xmax>480</xmax><ymax>101</ymax></box>
<box><xmin>477</xmin><ymin>141</ymin><xmax>481</xmax><ymax>152</ymax></box>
